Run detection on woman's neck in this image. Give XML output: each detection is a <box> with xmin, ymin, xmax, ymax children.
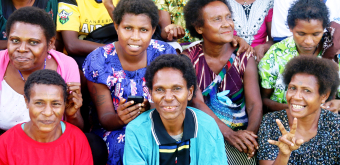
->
<box><xmin>12</xmin><ymin>0</ymin><xmax>35</xmax><ymax>9</ymax></box>
<box><xmin>162</xmin><ymin>119</ymin><xmax>184</xmax><ymax>136</ymax></box>
<box><xmin>287</xmin><ymin>108</ymin><xmax>320</xmax><ymax>133</ymax></box>
<box><xmin>202</xmin><ymin>41</ymin><xmax>231</xmax><ymax>58</ymax></box>
<box><xmin>24</xmin><ymin>121</ymin><xmax>62</xmax><ymax>143</ymax></box>
<box><xmin>10</xmin><ymin>59</ymin><xmax>46</xmax><ymax>81</ymax></box>
<box><xmin>297</xmin><ymin>44</ymin><xmax>322</xmax><ymax>56</ymax></box>
<box><xmin>115</xmin><ymin>42</ymin><xmax>147</xmax><ymax>71</ymax></box>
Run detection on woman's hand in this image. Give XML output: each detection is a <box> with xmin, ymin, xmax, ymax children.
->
<box><xmin>116</xmin><ymin>98</ymin><xmax>142</xmax><ymax>125</ymax></box>
<box><xmin>141</xmin><ymin>99</ymin><xmax>150</xmax><ymax>113</ymax></box>
<box><xmin>321</xmin><ymin>99</ymin><xmax>340</xmax><ymax>113</ymax></box>
<box><xmin>254</xmin><ymin>44</ymin><xmax>266</xmax><ymax>63</ymax></box>
<box><xmin>65</xmin><ymin>82</ymin><xmax>82</xmax><ymax>118</ymax></box>
<box><xmin>268</xmin><ymin>118</ymin><xmax>304</xmax><ymax>156</ymax></box>
<box><xmin>164</xmin><ymin>24</ymin><xmax>185</xmax><ymax>41</ymax></box>
<box><xmin>231</xmin><ymin>36</ymin><xmax>254</xmax><ymax>56</ymax></box>
<box><xmin>225</xmin><ymin>130</ymin><xmax>258</xmax><ymax>158</ymax></box>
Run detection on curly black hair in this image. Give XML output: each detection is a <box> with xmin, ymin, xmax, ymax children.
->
<box><xmin>184</xmin><ymin>0</ymin><xmax>231</xmax><ymax>39</ymax></box>
<box><xmin>145</xmin><ymin>54</ymin><xmax>197</xmax><ymax>99</ymax></box>
<box><xmin>113</xmin><ymin>0</ymin><xmax>159</xmax><ymax>29</ymax></box>
<box><xmin>283</xmin><ymin>56</ymin><xmax>339</xmax><ymax>101</ymax></box>
<box><xmin>24</xmin><ymin>69</ymin><xmax>68</xmax><ymax>102</ymax></box>
<box><xmin>6</xmin><ymin>7</ymin><xmax>56</xmax><ymax>41</ymax></box>
<box><xmin>287</xmin><ymin>0</ymin><xmax>330</xmax><ymax>29</ymax></box>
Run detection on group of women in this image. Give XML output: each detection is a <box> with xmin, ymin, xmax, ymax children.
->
<box><xmin>0</xmin><ymin>0</ymin><xmax>340</xmax><ymax>164</ymax></box>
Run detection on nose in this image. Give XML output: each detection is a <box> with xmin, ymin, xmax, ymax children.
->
<box><xmin>131</xmin><ymin>29</ymin><xmax>140</xmax><ymax>41</ymax></box>
<box><xmin>292</xmin><ymin>89</ymin><xmax>303</xmax><ymax>100</ymax></box>
<box><xmin>42</xmin><ymin>104</ymin><xmax>53</xmax><ymax>116</ymax></box>
<box><xmin>164</xmin><ymin>89</ymin><xmax>174</xmax><ymax>102</ymax></box>
<box><xmin>18</xmin><ymin>42</ymin><xmax>28</xmax><ymax>52</ymax></box>
<box><xmin>304</xmin><ymin>35</ymin><xmax>313</xmax><ymax>46</ymax></box>
<box><xmin>222</xmin><ymin>18</ymin><xmax>232</xmax><ymax>28</ymax></box>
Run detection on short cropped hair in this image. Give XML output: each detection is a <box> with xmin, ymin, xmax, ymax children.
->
<box><xmin>283</xmin><ymin>56</ymin><xmax>339</xmax><ymax>101</ymax></box>
<box><xmin>6</xmin><ymin>7</ymin><xmax>56</xmax><ymax>41</ymax></box>
<box><xmin>145</xmin><ymin>54</ymin><xmax>197</xmax><ymax>99</ymax></box>
<box><xmin>24</xmin><ymin>69</ymin><xmax>67</xmax><ymax>102</ymax></box>
<box><xmin>113</xmin><ymin>0</ymin><xmax>159</xmax><ymax>29</ymax></box>
<box><xmin>184</xmin><ymin>0</ymin><xmax>231</xmax><ymax>39</ymax></box>
<box><xmin>287</xmin><ymin>0</ymin><xmax>329</xmax><ymax>29</ymax></box>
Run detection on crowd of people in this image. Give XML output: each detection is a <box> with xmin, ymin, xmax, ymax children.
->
<box><xmin>0</xmin><ymin>0</ymin><xmax>339</xmax><ymax>164</ymax></box>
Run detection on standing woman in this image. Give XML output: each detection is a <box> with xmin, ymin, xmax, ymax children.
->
<box><xmin>226</xmin><ymin>0</ymin><xmax>274</xmax><ymax>62</ymax></box>
<box><xmin>183</xmin><ymin>0</ymin><xmax>262</xmax><ymax>164</ymax></box>
<box><xmin>83</xmin><ymin>0</ymin><xmax>176</xmax><ymax>164</ymax></box>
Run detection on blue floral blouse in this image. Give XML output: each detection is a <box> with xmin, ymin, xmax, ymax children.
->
<box><xmin>83</xmin><ymin>39</ymin><xmax>176</xmax><ymax>109</ymax></box>
<box><xmin>257</xmin><ymin>109</ymin><xmax>340</xmax><ymax>164</ymax></box>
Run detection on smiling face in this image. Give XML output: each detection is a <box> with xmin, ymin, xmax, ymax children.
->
<box><xmin>8</xmin><ymin>22</ymin><xmax>54</xmax><ymax>71</ymax></box>
<box><xmin>196</xmin><ymin>1</ymin><xmax>234</xmax><ymax>44</ymax></box>
<box><xmin>150</xmin><ymin>68</ymin><xmax>194</xmax><ymax>124</ymax></box>
<box><xmin>25</xmin><ymin>84</ymin><xmax>65</xmax><ymax>133</ymax></box>
<box><xmin>115</xmin><ymin>13</ymin><xmax>155</xmax><ymax>57</ymax></box>
<box><xmin>286</xmin><ymin>73</ymin><xmax>329</xmax><ymax>119</ymax></box>
<box><xmin>290</xmin><ymin>19</ymin><xmax>324</xmax><ymax>55</ymax></box>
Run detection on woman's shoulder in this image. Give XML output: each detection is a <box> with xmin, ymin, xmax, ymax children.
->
<box><xmin>148</xmin><ymin>39</ymin><xmax>177</xmax><ymax>54</ymax></box>
<box><xmin>320</xmin><ymin>109</ymin><xmax>340</xmax><ymax>131</ymax></box>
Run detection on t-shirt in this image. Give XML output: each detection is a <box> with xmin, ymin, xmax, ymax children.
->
<box><xmin>271</xmin><ymin>0</ymin><xmax>340</xmax><ymax>38</ymax></box>
<box><xmin>0</xmin><ymin>122</ymin><xmax>93</xmax><ymax>165</ymax></box>
<box><xmin>0</xmin><ymin>0</ymin><xmax>58</xmax><ymax>40</ymax></box>
<box><xmin>57</xmin><ymin>0</ymin><xmax>113</xmax><ymax>38</ymax></box>
<box><xmin>258</xmin><ymin>37</ymin><xmax>340</xmax><ymax>103</ymax></box>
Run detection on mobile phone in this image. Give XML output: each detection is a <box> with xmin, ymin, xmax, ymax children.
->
<box><xmin>127</xmin><ymin>96</ymin><xmax>144</xmax><ymax>106</ymax></box>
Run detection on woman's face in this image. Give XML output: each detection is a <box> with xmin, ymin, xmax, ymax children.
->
<box><xmin>25</xmin><ymin>84</ymin><xmax>65</xmax><ymax>133</ymax></box>
<box><xmin>196</xmin><ymin>1</ymin><xmax>234</xmax><ymax>44</ymax></box>
<box><xmin>286</xmin><ymin>73</ymin><xmax>329</xmax><ymax>119</ymax></box>
<box><xmin>7</xmin><ymin>22</ymin><xmax>54</xmax><ymax>71</ymax></box>
<box><xmin>290</xmin><ymin>19</ymin><xmax>324</xmax><ymax>55</ymax></box>
<box><xmin>115</xmin><ymin>13</ymin><xmax>155</xmax><ymax>57</ymax></box>
<box><xmin>150</xmin><ymin>68</ymin><xmax>194</xmax><ymax>124</ymax></box>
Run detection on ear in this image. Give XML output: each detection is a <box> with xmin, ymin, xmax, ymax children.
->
<box><xmin>24</xmin><ymin>95</ymin><xmax>29</xmax><ymax>109</ymax></box>
<box><xmin>195</xmin><ymin>26</ymin><xmax>203</xmax><ymax>35</ymax></box>
<box><xmin>187</xmin><ymin>85</ymin><xmax>194</xmax><ymax>101</ymax></box>
<box><xmin>47</xmin><ymin>36</ymin><xmax>56</xmax><ymax>52</ymax></box>
<box><xmin>114</xmin><ymin>23</ymin><xmax>119</xmax><ymax>32</ymax></box>
<box><xmin>321</xmin><ymin>91</ymin><xmax>331</xmax><ymax>104</ymax></box>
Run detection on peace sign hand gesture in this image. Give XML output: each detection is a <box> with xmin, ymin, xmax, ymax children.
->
<box><xmin>268</xmin><ymin>118</ymin><xmax>304</xmax><ymax>156</ymax></box>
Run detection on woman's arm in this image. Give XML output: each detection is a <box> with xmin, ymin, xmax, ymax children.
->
<box><xmin>61</xmin><ymin>31</ymin><xmax>105</xmax><ymax>56</ymax></box>
<box><xmin>87</xmin><ymin>81</ymin><xmax>142</xmax><ymax>131</ymax></box>
<box><xmin>254</xmin><ymin>21</ymin><xmax>274</xmax><ymax>63</ymax></box>
<box><xmin>65</xmin><ymin>82</ymin><xmax>84</xmax><ymax>130</ymax></box>
<box><xmin>102</xmin><ymin>0</ymin><xmax>115</xmax><ymax>20</ymax></box>
<box><xmin>243</xmin><ymin>57</ymin><xmax>262</xmax><ymax>133</ymax></box>
<box><xmin>158</xmin><ymin>10</ymin><xmax>185</xmax><ymax>41</ymax></box>
<box><xmin>261</xmin><ymin>88</ymin><xmax>289</xmax><ymax>112</ymax></box>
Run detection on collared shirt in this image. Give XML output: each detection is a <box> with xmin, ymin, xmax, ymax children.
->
<box><xmin>151</xmin><ymin>108</ymin><xmax>198</xmax><ymax>165</ymax></box>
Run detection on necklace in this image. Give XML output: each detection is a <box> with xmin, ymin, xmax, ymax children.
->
<box><xmin>18</xmin><ymin>58</ymin><xmax>46</xmax><ymax>81</ymax></box>
<box><xmin>244</xmin><ymin>0</ymin><xmax>248</xmax><ymax>5</ymax></box>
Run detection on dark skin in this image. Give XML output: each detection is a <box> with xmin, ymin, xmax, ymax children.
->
<box><xmin>185</xmin><ymin>1</ymin><xmax>262</xmax><ymax>158</ymax></box>
<box><xmin>3</xmin><ymin>22</ymin><xmax>83</xmax><ymax>130</ymax></box>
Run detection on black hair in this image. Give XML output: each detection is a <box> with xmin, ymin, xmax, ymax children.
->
<box><xmin>24</xmin><ymin>69</ymin><xmax>68</xmax><ymax>102</ymax></box>
<box><xmin>184</xmin><ymin>0</ymin><xmax>231</xmax><ymax>39</ymax></box>
<box><xmin>283</xmin><ymin>56</ymin><xmax>339</xmax><ymax>101</ymax></box>
<box><xmin>6</xmin><ymin>6</ymin><xmax>56</xmax><ymax>41</ymax></box>
<box><xmin>145</xmin><ymin>54</ymin><xmax>197</xmax><ymax>99</ymax></box>
<box><xmin>113</xmin><ymin>0</ymin><xmax>159</xmax><ymax>29</ymax></box>
<box><xmin>287</xmin><ymin>0</ymin><xmax>329</xmax><ymax>29</ymax></box>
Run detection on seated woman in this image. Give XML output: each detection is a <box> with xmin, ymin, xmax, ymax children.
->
<box><xmin>258</xmin><ymin>55</ymin><xmax>340</xmax><ymax>164</ymax></box>
<box><xmin>226</xmin><ymin>0</ymin><xmax>274</xmax><ymax>62</ymax></box>
<box><xmin>124</xmin><ymin>54</ymin><xmax>227</xmax><ymax>164</ymax></box>
<box><xmin>259</xmin><ymin>0</ymin><xmax>340</xmax><ymax>113</ymax></box>
<box><xmin>0</xmin><ymin>7</ymin><xmax>83</xmax><ymax>134</ymax></box>
<box><xmin>0</xmin><ymin>69</ymin><xmax>93</xmax><ymax>164</ymax></box>
<box><xmin>82</xmin><ymin>0</ymin><xmax>176</xmax><ymax>164</ymax></box>
<box><xmin>0</xmin><ymin>0</ymin><xmax>58</xmax><ymax>50</ymax></box>
<box><xmin>183</xmin><ymin>0</ymin><xmax>262</xmax><ymax>164</ymax></box>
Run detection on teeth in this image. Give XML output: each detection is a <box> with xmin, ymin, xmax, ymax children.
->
<box><xmin>129</xmin><ymin>45</ymin><xmax>139</xmax><ymax>48</ymax></box>
<box><xmin>292</xmin><ymin>104</ymin><xmax>304</xmax><ymax>109</ymax></box>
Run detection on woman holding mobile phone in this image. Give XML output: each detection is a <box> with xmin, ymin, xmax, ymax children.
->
<box><xmin>82</xmin><ymin>0</ymin><xmax>176</xmax><ymax>164</ymax></box>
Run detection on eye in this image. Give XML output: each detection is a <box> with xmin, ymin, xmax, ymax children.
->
<box><xmin>297</xmin><ymin>32</ymin><xmax>305</xmax><ymax>36</ymax></box>
<box><xmin>304</xmin><ymin>89</ymin><xmax>311</xmax><ymax>93</ymax></box>
<box><xmin>155</xmin><ymin>88</ymin><xmax>164</xmax><ymax>92</ymax></box>
<box><xmin>313</xmin><ymin>33</ymin><xmax>321</xmax><ymax>36</ymax></box>
<box><xmin>11</xmin><ymin>39</ymin><xmax>19</xmax><ymax>43</ymax></box>
<box><xmin>35</xmin><ymin>102</ymin><xmax>43</xmax><ymax>105</ymax></box>
<box><xmin>141</xmin><ymin>28</ymin><xmax>147</xmax><ymax>32</ymax></box>
<box><xmin>29</xmin><ymin>41</ymin><xmax>38</xmax><ymax>45</ymax></box>
<box><xmin>125</xmin><ymin>27</ymin><xmax>132</xmax><ymax>30</ymax></box>
<box><xmin>226</xmin><ymin>15</ymin><xmax>232</xmax><ymax>20</ymax></box>
<box><xmin>289</xmin><ymin>86</ymin><xmax>296</xmax><ymax>91</ymax></box>
<box><xmin>214</xmin><ymin>17</ymin><xmax>221</xmax><ymax>21</ymax></box>
<box><xmin>173</xmin><ymin>86</ymin><xmax>182</xmax><ymax>91</ymax></box>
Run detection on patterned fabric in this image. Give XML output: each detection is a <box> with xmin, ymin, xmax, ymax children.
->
<box><xmin>258</xmin><ymin>36</ymin><xmax>340</xmax><ymax>104</ymax></box>
<box><xmin>187</xmin><ymin>42</ymin><xmax>254</xmax><ymax>164</ymax></box>
<box><xmin>242</xmin><ymin>3</ymin><xmax>253</xmax><ymax>20</ymax></box>
<box><xmin>227</xmin><ymin>0</ymin><xmax>273</xmax><ymax>47</ymax></box>
<box><xmin>153</xmin><ymin>0</ymin><xmax>199</xmax><ymax>43</ymax></box>
<box><xmin>82</xmin><ymin>39</ymin><xmax>176</xmax><ymax>165</ymax></box>
<box><xmin>257</xmin><ymin>109</ymin><xmax>340</xmax><ymax>164</ymax></box>
<box><xmin>225</xmin><ymin>141</ymin><xmax>256</xmax><ymax>165</ymax></box>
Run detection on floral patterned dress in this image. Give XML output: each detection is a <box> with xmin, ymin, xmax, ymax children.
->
<box><xmin>83</xmin><ymin>39</ymin><xmax>176</xmax><ymax>165</ymax></box>
<box><xmin>258</xmin><ymin>36</ymin><xmax>340</xmax><ymax>103</ymax></box>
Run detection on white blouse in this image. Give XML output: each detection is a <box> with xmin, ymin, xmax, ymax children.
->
<box><xmin>0</xmin><ymin>80</ymin><xmax>30</xmax><ymax>130</ymax></box>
